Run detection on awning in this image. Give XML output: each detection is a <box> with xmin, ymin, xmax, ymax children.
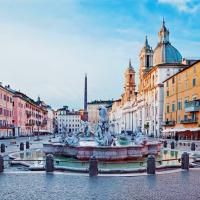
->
<box><xmin>162</xmin><ymin>127</ymin><xmax>200</xmax><ymax>133</ymax></box>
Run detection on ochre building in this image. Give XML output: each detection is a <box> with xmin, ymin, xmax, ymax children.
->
<box><xmin>163</xmin><ymin>60</ymin><xmax>200</xmax><ymax>139</ymax></box>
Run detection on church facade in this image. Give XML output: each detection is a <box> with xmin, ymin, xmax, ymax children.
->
<box><xmin>110</xmin><ymin>20</ymin><xmax>187</xmax><ymax>137</ymax></box>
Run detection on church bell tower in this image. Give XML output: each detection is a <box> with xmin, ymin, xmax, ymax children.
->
<box><xmin>123</xmin><ymin>59</ymin><xmax>136</xmax><ymax>102</ymax></box>
<box><xmin>139</xmin><ymin>36</ymin><xmax>153</xmax><ymax>94</ymax></box>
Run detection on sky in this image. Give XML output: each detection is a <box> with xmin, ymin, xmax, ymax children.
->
<box><xmin>0</xmin><ymin>0</ymin><xmax>200</xmax><ymax>110</ymax></box>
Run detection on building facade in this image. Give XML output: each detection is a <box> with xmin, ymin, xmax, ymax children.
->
<box><xmin>13</xmin><ymin>92</ymin><xmax>49</xmax><ymax>136</ymax></box>
<box><xmin>87</xmin><ymin>100</ymin><xmax>113</xmax><ymax>125</ymax></box>
<box><xmin>56</xmin><ymin>106</ymin><xmax>81</xmax><ymax>134</ymax></box>
<box><xmin>110</xmin><ymin>20</ymin><xmax>187</xmax><ymax>137</ymax></box>
<box><xmin>163</xmin><ymin>60</ymin><xmax>200</xmax><ymax>139</ymax></box>
<box><xmin>0</xmin><ymin>83</ymin><xmax>54</xmax><ymax>138</ymax></box>
<box><xmin>0</xmin><ymin>84</ymin><xmax>14</xmax><ymax>137</ymax></box>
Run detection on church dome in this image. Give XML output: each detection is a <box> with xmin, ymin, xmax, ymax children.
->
<box><xmin>153</xmin><ymin>19</ymin><xmax>182</xmax><ymax>66</ymax></box>
<box><xmin>153</xmin><ymin>42</ymin><xmax>182</xmax><ymax>66</ymax></box>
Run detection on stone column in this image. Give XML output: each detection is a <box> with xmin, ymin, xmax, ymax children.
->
<box><xmin>170</xmin><ymin>141</ymin><xmax>175</xmax><ymax>149</ymax></box>
<box><xmin>163</xmin><ymin>140</ymin><xmax>167</xmax><ymax>148</ymax></box>
<box><xmin>46</xmin><ymin>154</ymin><xmax>54</xmax><ymax>172</ymax></box>
<box><xmin>1</xmin><ymin>144</ymin><xmax>5</xmax><ymax>153</ymax></box>
<box><xmin>0</xmin><ymin>155</ymin><xmax>3</xmax><ymax>173</ymax></box>
<box><xmin>26</xmin><ymin>141</ymin><xmax>30</xmax><ymax>149</ymax></box>
<box><xmin>20</xmin><ymin>142</ymin><xmax>24</xmax><ymax>151</ymax></box>
<box><xmin>147</xmin><ymin>155</ymin><xmax>156</xmax><ymax>175</ymax></box>
<box><xmin>89</xmin><ymin>156</ymin><xmax>98</xmax><ymax>177</ymax></box>
<box><xmin>191</xmin><ymin>142</ymin><xmax>195</xmax><ymax>151</ymax></box>
<box><xmin>181</xmin><ymin>152</ymin><xmax>189</xmax><ymax>170</ymax></box>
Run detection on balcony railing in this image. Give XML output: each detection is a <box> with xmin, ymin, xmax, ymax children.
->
<box><xmin>185</xmin><ymin>100</ymin><xmax>200</xmax><ymax>112</ymax></box>
<box><xmin>25</xmin><ymin>122</ymin><xmax>35</xmax><ymax>126</ymax></box>
<box><xmin>0</xmin><ymin>124</ymin><xmax>15</xmax><ymax>129</ymax></box>
<box><xmin>180</xmin><ymin>118</ymin><xmax>198</xmax><ymax>124</ymax></box>
<box><xmin>162</xmin><ymin>120</ymin><xmax>175</xmax><ymax>126</ymax></box>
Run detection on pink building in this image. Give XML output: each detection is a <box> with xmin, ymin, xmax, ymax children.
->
<box><xmin>0</xmin><ymin>84</ymin><xmax>14</xmax><ymax>138</ymax></box>
<box><xmin>0</xmin><ymin>83</ymin><xmax>53</xmax><ymax>138</ymax></box>
<box><xmin>13</xmin><ymin>92</ymin><xmax>48</xmax><ymax>136</ymax></box>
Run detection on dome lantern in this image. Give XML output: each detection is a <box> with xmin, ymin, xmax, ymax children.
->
<box><xmin>153</xmin><ymin>19</ymin><xmax>182</xmax><ymax>66</ymax></box>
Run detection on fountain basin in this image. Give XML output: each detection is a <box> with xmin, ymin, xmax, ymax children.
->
<box><xmin>43</xmin><ymin>142</ymin><xmax>161</xmax><ymax>161</ymax></box>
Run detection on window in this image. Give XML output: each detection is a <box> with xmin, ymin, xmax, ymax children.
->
<box><xmin>166</xmin><ymin>81</ymin><xmax>168</xmax><ymax>87</ymax></box>
<box><xmin>172</xmin><ymin>103</ymin><xmax>175</xmax><ymax>112</ymax></box>
<box><xmin>172</xmin><ymin>77</ymin><xmax>175</xmax><ymax>84</ymax></box>
<box><xmin>184</xmin><ymin>99</ymin><xmax>188</xmax><ymax>108</ymax></box>
<box><xmin>178</xmin><ymin>101</ymin><xmax>182</xmax><ymax>110</ymax></box>
<box><xmin>166</xmin><ymin>91</ymin><xmax>169</xmax><ymax>97</ymax></box>
<box><xmin>166</xmin><ymin>105</ymin><xmax>170</xmax><ymax>113</ymax></box>
<box><xmin>192</xmin><ymin>78</ymin><xmax>196</xmax><ymax>87</ymax></box>
<box><xmin>146</xmin><ymin>55</ymin><xmax>150</xmax><ymax>67</ymax></box>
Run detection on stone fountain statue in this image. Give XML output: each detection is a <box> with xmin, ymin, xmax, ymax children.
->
<box><xmin>62</xmin><ymin>126</ymin><xmax>79</xmax><ymax>146</ymax></box>
<box><xmin>64</xmin><ymin>133</ymin><xmax>79</xmax><ymax>146</ymax></box>
<box><xmin>80</xmin><ymin>120</ymin><xmax>90</xmax><ymax>137</ymax></box>
<box><xmin>134</xmin><ymin>127</ymin><xmax>144</xmax><ymax>145</ymax></box>
<box><xmin>94</xmin><ymin>105</ymin><xmax>114</xmax><ymax>146</ymax></box>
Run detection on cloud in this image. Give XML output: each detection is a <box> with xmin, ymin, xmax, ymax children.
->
<box><xmin>158</xmin><ymin>0</ymin><xmax>200</xmax><ymax>13</ymax></box>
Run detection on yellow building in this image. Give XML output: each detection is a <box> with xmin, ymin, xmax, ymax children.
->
<box><xmin>163</xmin><ymin>60</ymin><xmax>200</xmax><ymax>139</ymax></box>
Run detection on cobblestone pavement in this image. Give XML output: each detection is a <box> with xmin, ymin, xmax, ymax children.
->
<box><xmin>0</xmin><ymin>170</ymin><xmax>200</xmax><ymax>200</ymax></box>
<box><xmin>0</xmin><ymin>135</ymin><xmax>54</xmax><ymax>158</ymax></box>
<box><xmin>0</xmin><ymin>137</ymin><xmax>200</xmax><ymax>199</ymax></box>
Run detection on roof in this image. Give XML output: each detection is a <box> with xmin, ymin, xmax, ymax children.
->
<box><xmin>14</xmin><ymin>91</ymin><xmax>47</xmax><ymax>112</ymax></box>
<box><xmin>153</xmin><ymin>42</ymin><xmax>182</xmax><ymax>66</ymax></box>
<box><xmin>0</xmin><ymin>84</ymin><xmax>15</xmax><ymax>95</ymax></box>
<box><xmin>87</xmin><ymin>100</ymin><xmax>113</xmax><ymax>105</ymax></box>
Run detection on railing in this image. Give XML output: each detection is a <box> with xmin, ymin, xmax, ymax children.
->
<box><xmin>185</xmin><ymin>100</ymin><xmax>200</xmax><ymax>112</ymax></box>
<box><xmin>180</xmin><ymin>118</ymin><xmax>198</xmax><ymax>124</ymax></box>
<box><xmin>25</xmin><ymin>122</ymin><xmax>35</xmax><ymax>126</ymax></box>
<box><xmin>0</xmin><ymin>124</ymin><xmax>15</xmax><ymax>129</ymax></box>
<box><xmin>162</xmin><ymin>120</ymin><xmax>175</xmax><ymax>126</ymax></box>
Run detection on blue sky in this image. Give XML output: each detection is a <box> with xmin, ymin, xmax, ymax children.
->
<box><xmin>0</xmin><ymin>0</ymin><xmax>200</xmax><ymax>110</ymax></box>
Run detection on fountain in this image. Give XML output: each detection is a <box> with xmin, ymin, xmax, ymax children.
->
<box><xmin>43</xmin><ymin>106</ymin><xmax>161</xmax><ymax>161</ymax></box>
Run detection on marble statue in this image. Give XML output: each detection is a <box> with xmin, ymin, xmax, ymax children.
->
<box><xmin>135</xmin><ymin>127</ymin><xmax>144</xmax><ymax>145</ymax></box>
<box><xmin>94</xmin><ymin>105</ymin><xmax>114</xmax><ymax>146</ymax></box>
<box><xmin>99</xmin><ymin>105</ymin><xmax>108</xmax><ymax>122</ymax></box>
<box><xmin>80</xmin><ymin>120</ymin><xmax>90</xmax><ymax>137</ymax></box>
<box><xmin>65</xmin><ymin>134</ymin><xmax>79</xmax><ymax>146</ymax></box>
<box><xmin>61</xmin><ymin>125</ymin><xmax>79</xmax><ymax>146</ymax></box>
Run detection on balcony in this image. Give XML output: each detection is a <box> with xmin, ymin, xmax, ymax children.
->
<box><xmin>185</xmin><ymin>100</ymin><xmax>200</xmax><ymax>112</ymax></box>
<box><xmin>162</xmin><ymin>120</ymin><xmax>175</xmax><ymax>126</ymax></box>
<box><xmin>26</xmin><ymin>122</ymin><xmax>35</xmax><ymax>126</ymax></box>
<box><xmin>180</xmin><ymin>118</ymin><xmax>198</xmax><ymax>124</ymax></box>
<box><xmin>0</xmin><ymin>124</ymin><xmax>15</xmax><ymax>129</ymax></box>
